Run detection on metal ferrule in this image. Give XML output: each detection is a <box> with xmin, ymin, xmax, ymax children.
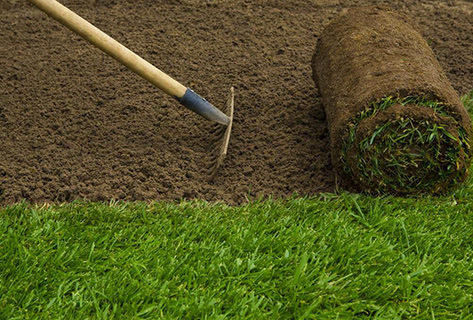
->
<box><xmin>178</xmin><ymin>88</ymin><xmax>230</xmax><ymax>125</ymax></box>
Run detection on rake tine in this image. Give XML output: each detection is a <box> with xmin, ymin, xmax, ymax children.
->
<box><xmin>208</xmin><ymin>87</ymin><xmax>234</xmax><ymax>176</ymax></box>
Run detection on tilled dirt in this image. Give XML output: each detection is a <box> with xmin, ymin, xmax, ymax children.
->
<box><xmin>1</xmin><ymin>0</ymin><xmax>472</xmax><ymax>204</ymax></box>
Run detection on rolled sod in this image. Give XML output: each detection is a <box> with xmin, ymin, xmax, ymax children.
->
<box><xmin>312</xmin><ymin>7</ymin><xmax>472</xmax><ymax>194</ymax></box>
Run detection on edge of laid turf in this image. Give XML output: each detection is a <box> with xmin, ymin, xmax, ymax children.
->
<box><xmin>1</xmin><ymin>91</ymin><xmax>472</xmax><ymax>319</ymax></box>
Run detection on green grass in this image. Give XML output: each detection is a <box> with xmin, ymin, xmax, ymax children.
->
<box><xmin>356</xmin><ymin>118</ymin><xmax>468</xmax><ymax>193</ymax></box>
<box><xmin>461</xmin><ymin>90</ymin><xmax>473</xmax><ymax>110</ymax></box>
<box><xmin>341</xmin><ymin>94</ymin><xmax>471</xmax><ymax>194</ymax></box>
<box><xmin>2</xmin><ymin>185</ymin><xmax>473</xmax><ymax>319</ymax></box>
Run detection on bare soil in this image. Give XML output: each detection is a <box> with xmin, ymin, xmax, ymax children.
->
<box><xmin>1</xmin><ymin>0</ymin><xmax>472</xmax><ymax>204</ymax></box>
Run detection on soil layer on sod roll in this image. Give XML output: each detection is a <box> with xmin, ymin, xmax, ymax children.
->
<box><xmin>312</xmin><ymin>7</ymin><xmax>472</xmax><ymax>194</ymax></box>
<box><xmin>1</xmin><ymin>0</ymin><xmax>473</xmax><ymax>204</ymax></box>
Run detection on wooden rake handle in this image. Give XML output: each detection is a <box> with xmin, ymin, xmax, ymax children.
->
<box><xmin>27</xmin><ymin>0</ymin><xmax>230</xmax><ymax>125</ymax></box>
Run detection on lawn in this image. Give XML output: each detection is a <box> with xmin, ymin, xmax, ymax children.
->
<box><xmin>1</xmin><ymin>93</ymin><xmax>473</xmax><ymax>319</ymax></box>
<box><xmin>2</xmin><ymin>187</ymin><xmax>473</xmax><ymax>319</ymax></box>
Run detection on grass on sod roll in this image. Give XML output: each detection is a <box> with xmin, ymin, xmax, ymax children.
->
<box><xmin>462</xmin><ymin>89</ymin><xmax>473</xmax><ymax>111</ymax></box>
<box><xmin>341</xmin><ymin>95</ymin><xmax>471</xmax><ymax>193</ymax></box>
<box><xmin>356</xmin><ymin>118</ymin><xmax>468</xmax><ymax>192</ymax></box>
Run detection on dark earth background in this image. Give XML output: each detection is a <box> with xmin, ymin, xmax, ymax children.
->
<box><xmin>1</xmin><ymin>0</ymin><xmax>472</xmax><ymax>204</ymax></box>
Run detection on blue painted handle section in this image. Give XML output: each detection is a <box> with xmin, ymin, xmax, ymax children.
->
<box><xmin>178</xmin><ymin>88</ymin><xmax>230</xmax><ymax>125</ymax></box>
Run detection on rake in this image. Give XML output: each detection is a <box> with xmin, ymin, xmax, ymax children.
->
<box><xmin>27</xmin><ymin>0</ymin><xmax>234</xmax><ymax>174</ymax></box>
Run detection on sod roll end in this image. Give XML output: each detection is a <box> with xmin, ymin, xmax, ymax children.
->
<box><xmin>312</xmin><ymin>7</ymin><xmax>472</xmax><ymax>195</ymax></box>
